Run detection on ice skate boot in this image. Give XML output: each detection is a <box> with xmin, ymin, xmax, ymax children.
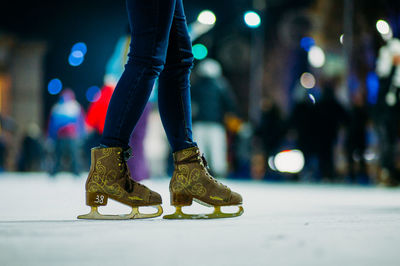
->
<box><xmin>163</xmin><ymin>147</ymin><xmax>243</xmax><ymax>219</ymax></box>
<box><xmin>78</xmin><ymin>146</ymin><xmax>162</xmax><ymax>220</ymax></box>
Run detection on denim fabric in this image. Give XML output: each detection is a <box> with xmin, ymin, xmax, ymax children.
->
<box><xmin>101</xmin><ymin>0</ymin><xmax>196</xmax><ymax>152</ymax></box>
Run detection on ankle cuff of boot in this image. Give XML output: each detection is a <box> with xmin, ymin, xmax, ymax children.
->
<box><xmin>173</xmin><ymin>146</ymin><xmax>199</xmax><ymax>162</ymax></box>
<box><xmin>94</xmin><ymin>145</ymin><xmax>133</xmax><ymax>161</ymax></box>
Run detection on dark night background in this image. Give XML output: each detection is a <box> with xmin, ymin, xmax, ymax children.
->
<box><xmin>0</xmin><ymin>0</ymin><xmax>398</xmax><ymax>119</ymax></box>
<box><xmin>0</xmin><ymin>0</ymin><xmax>316</xmax><ymax>117</ymax></box>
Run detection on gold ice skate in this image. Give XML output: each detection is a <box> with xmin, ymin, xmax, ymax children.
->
<box><xmin>78</xmin><ymin>147</ymin><xmax>163</xmax><ymax>220</ymax></box>
<box><xmin>163</xmin><ymin>147</ymin><xmax>243</xmax><ymax>219</ymax></box>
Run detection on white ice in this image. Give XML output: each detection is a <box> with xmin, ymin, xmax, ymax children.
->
<box><xmin>1</xmin><ymin>172</ymin><xmax>400</xmax><ymax>266</ymax></box>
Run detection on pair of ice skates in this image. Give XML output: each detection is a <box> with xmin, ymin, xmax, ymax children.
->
<box><xmin>78</xmin><ymin>146</ymin><xmax>243</xmax><ymax>220</ymax></box>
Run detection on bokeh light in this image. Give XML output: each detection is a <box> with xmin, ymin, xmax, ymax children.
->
<box><xmin>274</xmin><ymin>150</ymin><xmax>305</xmax><ymax>174</ymax></box>
<box><xmin>71</xmin><ymin>50</ymin><xmax>84</xmax><ymax>59</ymax></box>
<box><xmin>244</xmin><ymin>11</ymin><xmax>261</xmax><ymax>28</ymax></box>
<box><xmin>340</xmin><ymin>34</ymin><xmax>344</xmax><ymax>44</ymax></box>
<box><xmin>48</xmin><ymin>78</ymin><xmax>63</xmax><ymax>95</ymax></box>
<box><xmin>197</xmin><ymin>10</ymin><xmax>216</xmax><ymax>25</ymax></box>
<box><xmin>68</xmin><ymin>53</ymin><xmax>84</xmax><ymax>67</ymax></box>
<box><xmin>376</xmin><ymin>20</ymin><xmax>393</xmax><ymax>41</ymax></box>
<box><xmin>86</xmin><ymin>86</ymin><xmax>101</xmax><ymax>102</ymax></box>
<box><xmin>68</xmin><ymin>42</ymin><xmax>87</xmax><ymax>67</ymax></box>
<box><xmin>71</xmin><ymin>42</ymin><xmax>87</xmax><ymax>55</ymax></box>
<box><xmin>366</xmin><ymin>72</ymin><xmax>379</xmax><ymax>105</ymax></box>
<box><xmin>192</xmin><ymin>44</ymin><xmax>208</xmax><ymax>60</ymax></box>
<box><xmin>308</xmin><ymin>46</ymin><xmax>325</xmax><ymax>68</ymax></box>
<box><xmin>268</xmin><ymin>156</ymin><xmax>277</xmax><ymax>171</ymax></box>
<box><xmin>376</xmin><ymin>20</ymin><xmax>390</xmax><ymax>35</ymax></box>
<box><xmin>300</xmin><ymin>72</ymin><xmax>316</xmax><ymax>89</ymax></box>
<box><xmin>300</xmin><ymin>37</ymin><xmax>315</xmax><ymax>52</ymax></box>
<box><xmin>308</xmin><ymin>93</ymin><xmax>316</xmax><ymax>104</ymax></box>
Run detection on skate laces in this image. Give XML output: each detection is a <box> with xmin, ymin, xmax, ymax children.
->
<box><xmin>200</xmin><ymin>154</ymin><xmax>210</xmax><ymax>170</ymax></box>
<box><xmin>174</xmin><ymin>151</ymin><xmax>228</xmax><ymax>188</ymax></box>
<box><xmin>199</xmin><ymin>154</ymin><xmax>227</xmax><ymax>188</ymax></box>
<box><xmin>123</xmin><ymin>148</ymin><xmax>133</xmax><ymax>161</ymax></box>
<box><xmin>116</xmin><ymin>149</ymin><xmax>145</xmax><ymax>193</ymax></box>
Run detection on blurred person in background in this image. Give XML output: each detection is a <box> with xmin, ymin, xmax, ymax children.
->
<box><xmin>191</xmin><ymin>58</ymin><xmax>239</xmax><ymax>178</ymax></box>
<box><xmin>85</xmin><ymin>85</ymin><xmax>114</xmax><ymax>149</ymax></box>
<box><xmin>314</xmin><ymin>79</ymin><xmax>348</xmax><ymax>182</ymax></box>
<box><xmin>17</xmin><ymin>123</ymin><xmax>44</xmax><ymax>172</ymax></box>
<box><xmin>289</xmin><ymin>87</ymin><xmax>320</xmax><ymax>181</ymax></box>
<box><xmin>47</xmin><ymin>89</ymin><xmax>86</xmax><ymax>177</ymax></box>
<box><xmin>345</xmin><ymin>90</ymin><xmax>369</xmax><ymax>184</ymax></box>
<box><xmin>375</xmin><ymin>37</ymin><xmax>400</xmax><ymax>186</ymax></box>
<box><xmin>0</xmin><ymin>114</ymin><xmax>17</xmax><ymax>172</ymax></box>
<box><xmin>253</xmin><ymin>97</ymin><xmax>285</xmax><ymax>179</ymax></box>
<box><xmin>228</xmin><ymin>122</ymin><xmax>253</xmax><ymax>180</ymax></box>
<box><xmin>255</xmin><ymin>98</ymin><xmax>285</xmax><ymax>159</ymax></box>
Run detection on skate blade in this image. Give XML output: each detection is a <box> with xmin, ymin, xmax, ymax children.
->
<box><xmin>77</xmin><ymin>205</ymin><xmax>163</xmax><ymax>220</ymax></box>
<box><xmin>163</xmin><ymin>205</ymin><xmax>244</xmax><ymax>219</ymax></box>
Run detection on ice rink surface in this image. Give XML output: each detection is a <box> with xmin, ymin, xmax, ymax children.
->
<box><xmin>1</xmin><ymin>173</ymin><xmax>400</xmax><ymax>266</ymax></box>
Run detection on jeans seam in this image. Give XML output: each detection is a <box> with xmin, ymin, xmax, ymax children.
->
<box><xmin>173</xmin><ymin>6</ymin><xmax>190</xmax><ymax>138</ymax></box>
<box><xmin>178</xmin><ymin>84</ymin><xmax>189</xmax><ymax>141</ymax></box>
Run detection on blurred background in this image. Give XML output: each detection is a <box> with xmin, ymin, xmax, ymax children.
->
<box><xmin>0</xmin><ymin>0</ymin><xmax>400</xmax><ymax>186</ymax></box>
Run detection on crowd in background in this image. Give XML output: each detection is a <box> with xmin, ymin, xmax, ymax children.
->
<box><xmin>0</xmin><ymin>35</ymin><xmax>399</xmax><ymax>188</ymax></box>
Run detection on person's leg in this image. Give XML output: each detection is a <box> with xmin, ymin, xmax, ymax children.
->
<box><xmin>101</xmin><ymin>0</ymin><xmax>177</xmax><ymax>149</ymax></box>
<box><xmin>157</xmin><ymin>0</ymin><xmax>196</xmax><ymax>152</ymax></box>
<box><xmin>79</xmin><ymin>0</ymin><xmax>176</xmax><ymax>220</ymax></box>
<box><xmin>69</xmin><ymin>138</ymin><xmax>80</xmax><ymax>176</ymax></box>
<box><xmin>51</xmin><ymin>139</ymin><xmax>63</xmax><ymax>176</ymax></box>
<box><xmin>320</xmin><ymin>143</ymin><xmax>335</xmax><ymax>181</ymax></box>
<box><xmin>160</xmin><ymin>0</ymin><xmax>243</xmax><ymax>220</ymax></box>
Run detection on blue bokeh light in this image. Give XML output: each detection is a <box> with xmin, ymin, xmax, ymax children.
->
<box><xmin>86</xmin><ymin>86</ymin><xmax>101</xmax><ymax>102</ymax></box>
<box><xmin>71</xmin><ymin>50</ymin><xmax>84</xmax><ymax>58</ymax></box>
<box><xmin>68</xmin><ymin>53</ymin><xmax>84</xmax><ymax>67</ymax></box>
<box><xmin>48</xmin><ymin>78</ymin><xmax>63</xmax><ymax>95</ymax></box>
<box><xmin>366</xmin><ymin>71</ymin><xmax>379</xmax><ymax>105</ymax></box>
<box><xmin>300</xmin><ymin>37</ymin><xmax>315</xmax><ymax>52</ymax></box>
<box><xmin>71</xmin><ymin>42</ymin><xmax>87</xmax><ymax>55</ymax></box>
<box><xmin>69</xmin><ymin>42</ymin><xmax>87</xmax><ymax>67</ymax></box>
<box><xmin>192</xmin><ymin>44</ymin><xmax>208</xmax><ymax>60</ymax></box>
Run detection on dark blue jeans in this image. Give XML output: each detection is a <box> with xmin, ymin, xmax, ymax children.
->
<box><xmin>101</xmin><ymin>0</ymin><xmax>196</xmax><ymax>152</ymax></box>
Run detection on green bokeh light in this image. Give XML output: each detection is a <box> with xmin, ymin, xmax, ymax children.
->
<box><xmin>192</xmin><ymin>44</ymin><xmax>208</xmax><ymax>60</ymax></box>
